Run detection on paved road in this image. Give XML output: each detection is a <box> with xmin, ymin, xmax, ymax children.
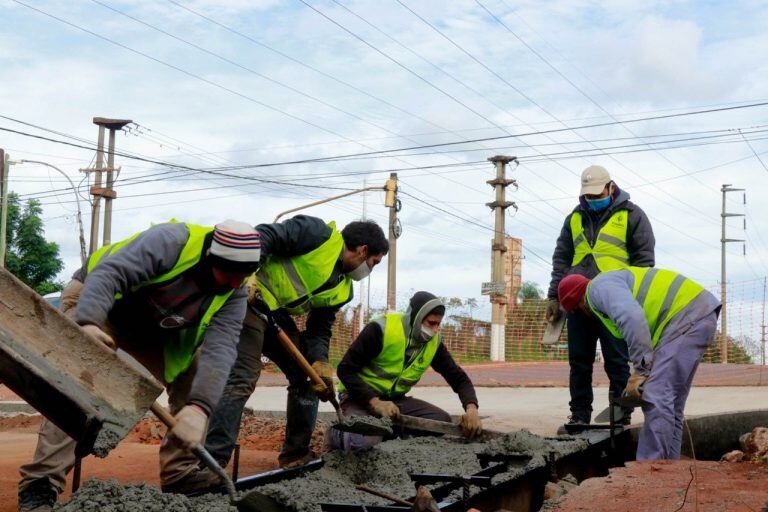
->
<box><xmin>257</xmin><ymin>361</ymin><xmax>768</xmax><ymax>387</ymax></box>
<box><xmin>243</xmin><ymin>385</ymin><xmax>768</xmax><ymax>435</ymax></box>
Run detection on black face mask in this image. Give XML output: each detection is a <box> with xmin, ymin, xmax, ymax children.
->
<box><xmin>195</xmin><ymin>259</ymin><xmax>234</xmax><ymax>295</ymax></box>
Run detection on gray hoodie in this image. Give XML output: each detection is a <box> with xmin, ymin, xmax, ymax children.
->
<box><xmin>73</xmin><ymin>222</ymin><xmax>247</xmax><ymax>414</ymax></box>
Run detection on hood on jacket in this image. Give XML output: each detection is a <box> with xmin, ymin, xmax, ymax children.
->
<box><xmin>401</xmin><ymin>291</ymin><xmax>445</xmax><ymax>343</ymax></box>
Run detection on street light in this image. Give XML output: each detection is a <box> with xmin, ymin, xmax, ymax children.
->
<box><xmin>9</xmin><ymin>159</ymin><xmax>87</xmax><ymax>265</ymax></box>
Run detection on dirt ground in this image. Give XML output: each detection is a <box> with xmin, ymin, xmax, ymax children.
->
<box><xmin>0</xmin><ymin>412</ymin><xmax>327</xmax><ymax>512</ymax></box>
<box><xmin>552</xmin><ymin>459</ymin><xmax>768</xmax><ymax>512</ymax></box>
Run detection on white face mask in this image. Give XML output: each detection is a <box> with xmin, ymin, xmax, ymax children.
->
<box><xmin>420</xmin><ymin>325</ymin><xmax>436</xmax><ymax>341</ymax></box>
<box><xmin>348</xmin><ymin>260</ymin><xmax>372</xmax><ymax>281</ymax></box>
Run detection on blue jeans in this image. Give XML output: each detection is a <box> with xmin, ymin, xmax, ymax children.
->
<box><xmin>205</xmin><ymin>308</ymin><xmax>319</xmax><ymax>465</ymax></box>
<box><xmin>567</xmin><ymin>309</ymin><xmax>631</xmax><ymax>421</ymax></box>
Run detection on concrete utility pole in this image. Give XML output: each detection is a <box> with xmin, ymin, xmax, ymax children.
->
<box><xmin>87</xmin><ymin>117</ymin><xmax>131</xmax><ymax>254</ymax></box>
<box><xmin>386</xmin><ymin>172</ymin><xmax>400</xmax><ymax>312</ymax></box>
<box><xmin>761</xmin><ymin>277</ymin><xmax>766</xmax><ymax>375</ymax></box>
<box><xmin>720</xmin><ymin>184</ymin><xmax>745</xmax><ymax>364</ymax></box>
<box><xmin>485</xmin><ymin>155</ymin><xmax>517</xmax><ymax>362</ymax></box>
<box><xmin>0</xmin><ymin>149</ymin><xmax>8</xmax><ymax>268</ymax></box>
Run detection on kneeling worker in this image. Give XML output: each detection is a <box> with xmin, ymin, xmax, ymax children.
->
<box><xmin>557</xmin><ymin>267</ymin><xmax>720</xmax><ymax>460</ymax></box>
<box><xmin>329</xmin><ymin>291</ymin><xmax>482</xmax><ymax>451</ymax></box>
<box><xmin>17</xmin><ymin>220</ymin><xmax>261</xmax><ymax>511</ymax></box>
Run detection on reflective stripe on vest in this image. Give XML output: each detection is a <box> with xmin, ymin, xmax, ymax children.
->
<box><xmin>337</xmin><ymin>313</ymin><xmax>440</xmax><ymax>398</ymax></box>
<box><xmin>570</xmin><ymin>210</ymin><xmax>630</xmax><ymax>271</ymax></box>
<box><xmin>86</xmin><ymin>222</ymin><xmax>233</xmax><ymax>382</ymax></box>
<box><xmin>255</xmin><ymin>221</ymin><xmax>352</xmax><ymax>315</ymax></box>
<box><xmin>587</xmin><ymin>267</ymin><xmax>705</xmax><ymax>347</ymax></box>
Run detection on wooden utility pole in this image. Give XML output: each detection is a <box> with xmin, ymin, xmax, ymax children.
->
<box><xmin>386</xmin><ymin>172</ymin><xmax>399</xmax><ymax>312</ymax></box>
<box><xmin>88</xmin><ymin>117</ymin><xmax>131</xmax><ymax>253</ymax></box>
<box><xmin>485</xmin><ymin>156</ymin><xmax>517</xmax><ymax>362</ymax></box>
<box><xmin>0</xmin><ymin>149</ymin><xmax>8</xmax><ymax>268</ymax></box>
<box><xmin>720</xmin><ymin>184</ymin><xmax>745</xmax><ymax>364</ymax></box>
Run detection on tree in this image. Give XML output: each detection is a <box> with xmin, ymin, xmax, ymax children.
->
<box><xmin>465</xmin><ymin>297</ymin><xmax>478</xmax><ymax>319</ymax></box>
<box><xmin>518</xmin><ymin>280</ymin><xmax>543</xmax><ymax>301</ymax></box>
<box><xmin>4</xmin><ymin>192</ymin><xmax>64</xmax><ymax>295</ymax></box>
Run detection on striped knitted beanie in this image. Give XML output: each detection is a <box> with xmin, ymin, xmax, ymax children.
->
<box><xmin>209</xmin><ymin>219</ymin><xmax>261</xmax><ymax>267</ymax></box>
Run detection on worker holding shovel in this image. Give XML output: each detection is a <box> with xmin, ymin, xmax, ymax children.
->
<box><xmin>557</xmin><ymin>267</ymin><xmax>720</xmax><ymax>460</ymax></box>
<box><xmin>17</xmin><ymin>220</ymin><xmax>261</xmax><ymax>512</ymax></box>
<box><xmin>328</xmin><ymin>291</ymin><xmax>482</xmax><ymax>451</ymax></box>
<box><xmin>169</xmin><ymin>216</ymin><xmax>389</xmax><ymax>494</ymax></box>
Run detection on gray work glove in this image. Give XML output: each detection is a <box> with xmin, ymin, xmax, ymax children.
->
<box><xmin>369</xmin><ymin>397</ymin><xmax>400</xmax><ymax>419</ymax></box>
<box><xmin>170</xmin><ymin>404</ymin><xmax>208</xmax><ymax>450</ymax></box>
<box><xmin>545</xmin><ymin>298</ymin><xmax>562</xmax><ymax>323</ymax></box>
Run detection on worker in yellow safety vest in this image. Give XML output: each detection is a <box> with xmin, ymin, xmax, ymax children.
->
<box><xmin>545</xmin><ymin>165</ymin><xmax>656</xmax><ymax>427</ymax></box>
<box><xmin>557</xmin><ymin>267</ymin><xmax>720</xmax><ymax>459</ymax></box>
<box><xmin>328</xmin><ymin>291</ymin><xmax>482</xmax><ymax>451</ymax></box>
<box><xmin>17</xmin><ymin>220</ymin><xmax>261</xmax><ymax>512</ymax></box>
<box><xmin>168</xmin><ymin>215</ymin><xmax>389</xmax><ymax>494</ymax></box>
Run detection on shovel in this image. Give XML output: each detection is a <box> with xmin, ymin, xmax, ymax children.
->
<box><xmin>151</xmin><ymin>402</ymin><xmax>271</xmax><ymax>512</ymax></box>
<box><xmin>273</xmin><ymin>328</ymin><xmax>393</xmax><ymax>437</ymax></box>
<box><xmin>396</xmin><ymin>413</ymin><xmax>504</xmax><ymax>440</ymax></box>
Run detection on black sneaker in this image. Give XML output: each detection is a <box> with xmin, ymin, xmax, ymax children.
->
<box><xmin>18</xmin><ymin>480</ymin><xmax>57</xmax><ymax>512</ymax></box>
<box><xmin>161</xmin><ymin>466</ymin><xmax>223</xmax><ymax>495</ymax></box>
<box><xmin>566</xmin><ymin>415</ymin><xmax>590</xmax><ymax>425</ymax></box>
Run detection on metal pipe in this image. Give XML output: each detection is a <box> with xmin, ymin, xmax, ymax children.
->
<box><xmin>273</xmin><ymin>186</ymin><xmax>383</xmax><ymax>222</ymax></box>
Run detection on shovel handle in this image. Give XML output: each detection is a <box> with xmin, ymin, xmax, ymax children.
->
<box><xmin>356</xmin><ymin>484</ymin><xmax>413</xmax><ymax>506</ymax></box>
<box><xmin>274</xmin><ymin>328</ymin><xmax>327</xmax><ymax>391</ymax></box>
<box><xmin>150</xmin><ymin>401</ymin><xmax>177</xmax><ymax>428</ymax></box>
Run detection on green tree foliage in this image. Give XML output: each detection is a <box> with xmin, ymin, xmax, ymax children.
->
<box><xmin>3</xmin><ymin>192</ymin><xmax>64</xmax><ymax>295</ymax></box>
<box><xmin>518</xmin><ymin>280</ymin><xmax>544</xmax><ymax>301</ymax></box>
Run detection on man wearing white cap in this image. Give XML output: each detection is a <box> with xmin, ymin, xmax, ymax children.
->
<box><xmin>17</xmin><ymin>220</ymin><xmax>261</xmax><ymax>512</ymax></box>
<box><xmin>545</xmin><ymin>166</ymin><xmax>655</xmax><ymax>427</ymax></box>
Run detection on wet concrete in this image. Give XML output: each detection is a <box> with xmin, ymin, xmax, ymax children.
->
<box><xmin>92</xmin><ymin>429</ymin><xmax>122</xmax><ymax>458</ymax></box>
<box><xmin>55</xmin><ymin>430</ymin><xmax>589</xmax><ymax>512</ymax></box>
<box><xmin>53</xmin><ymin>478</ymin><xmax>236</xmax><ymax>512</ymax></box>
<box><xmin>331</xmin><ymin>415</ymin><xmax>393</xmax><ymax>436</ymax></box>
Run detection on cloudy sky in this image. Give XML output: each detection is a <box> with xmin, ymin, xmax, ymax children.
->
<box><xmin>2</xmin><ymin>0</ymin><xmax>768</xmax><ymax>319</ymax></box>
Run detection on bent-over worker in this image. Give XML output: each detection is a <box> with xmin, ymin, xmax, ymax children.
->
<box><xmin>172</xmin><ymin>216</ymin><xmax>389</xmax><ymax>493</ymax></box>
<box><xmin>328</xmin><ymin>291</ymin><xmax>481</xmax><ymax>451</ymax></box>
<box><xmin>17</xmin><ymin>220</ymin><xmax>261</xmax><ymax>512</ymax></box>
<box><xmin>557</xmin><ymin>267</ymin><xmax>720</xmax><ymax>460</ymax></box>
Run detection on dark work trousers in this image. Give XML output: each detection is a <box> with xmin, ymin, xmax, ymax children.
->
<box><xmin>326</xmin><ymin>395</ymin><xmax>452</xmax><ymax>451</ymax></box>
<box><xmin>567</xmin><ymin>309</ymin><xmax>631</xmax><ymax>421</ymax></box>
<box><xmin>205</xmin><ymin>307</ymin><xmax>319</xmax><ymax>465</ymax></box>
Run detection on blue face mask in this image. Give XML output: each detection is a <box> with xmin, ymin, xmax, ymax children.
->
<box><xmin>586</xmin><ymin>196</ymin><xmax>611</xmax><ymax>212</ymax></box>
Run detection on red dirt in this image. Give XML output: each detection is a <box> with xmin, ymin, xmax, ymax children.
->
<box><xmin>552</xmin><ymin>460</ymin><xmax>768</xmax><ymax>512</ymax></box>
<box><xmin>0</xmin><ymin>412</ymin><xmax>329</xmax><ymax>512</ymax></box>
<box><xmin>127</xmin><ymin>411</ymin><xmax>327</xmax><ymax>453</ymax></box>
<box><xmin>0</xmin><ymin>385</ymin><xmax>20</xmax><ymax>401</ymax></box>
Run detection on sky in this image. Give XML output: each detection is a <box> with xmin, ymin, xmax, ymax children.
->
<box><xmin>2</xmin><ymin>0</ymin><xmax>768</xmax><ymax>323</ymax></box>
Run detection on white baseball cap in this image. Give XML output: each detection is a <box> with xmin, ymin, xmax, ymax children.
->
<box><xmin>580</xmin><ymin>165</ymin><xmax>611</xmax><ymax>196</ymax></box>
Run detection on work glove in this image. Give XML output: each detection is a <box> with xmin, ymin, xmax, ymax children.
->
<box><xmin>545</xmin><ymin>298</ymin><xmax>562</xmax><ymax>323</ymax></box>
<box><xmin>460</xmin><ymin>405</ymin><xmax>483</xmax><ymax>439</ymax></box>
<box><xmin>81</xmin><ymin>324</ymin><xmax>116</xmax><ymax>350</ymax></box>
<box><xmin>369</xmin><ymin>397</ymin><xmax>400</xmax><ymax>419</ymax></box>
<box><xmin>622</xmin><ymin>372</ymin><xmax>647</xmax><ymax>406</ymax></box>
<box><xmin>310</xmin><ymin>361</ymin><xmax>336</xmax><ymax>402</ymax></box>
<box><xmin>170</xmin><ymin>404</ymin><xmax>208</xmax><ymax>451</ymax></box>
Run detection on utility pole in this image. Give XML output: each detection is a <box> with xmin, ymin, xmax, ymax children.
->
<box><xmin>720</xmin><ymin>184</ymin><xmax>745</xmax><ymax>364</ymax></box>
<box><xmin>485</xmin><ymin>155</ymin><xmax>517</xmax><ymax>362</ymax></box>
<box><xmin>87</xmin><ymin>117</ymin><xmax>131</xmax><ymax>253</ymax></box>
<box><xmin>385</xmin><ymin>173</ymin><xmax>399</xmax><ymax>312</ymax></box>
<box><xmin>761</xmin><ymin>277</ymin><xmax>766</xmax><ymax>382</ymax></box>
<box><xmin>358</xmin><ymin>178</ymin><xmax>369</xmax><ymax>332</ymax></box>
<box><xmin>0</xmin><ymin>149</ymin><xmax>8</xmax><ymax>268</ymax></box>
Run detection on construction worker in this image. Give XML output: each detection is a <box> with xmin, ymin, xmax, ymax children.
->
<box><xmin>17</xmin><ymin>220</ymin><xmax>261</xmax><ymax>512</ymax></box>
<box><xmin>546</xmin><ymin>165</ymin><xmax>655</xmax><ymax>426</ymax></box>
<box><xmin>171</xmin><ymin>215</ymin><xmax>388</xmax><ymax>492</ymax></box>
<box><xmin>328</xmin><ymin>291</ymin><xmax>482</xmax><ymax>451</ymax></box>
<box><xmin>557</xmin><ymin>268</ymin><xmax>720</xmax><ymax>459</ymax></box>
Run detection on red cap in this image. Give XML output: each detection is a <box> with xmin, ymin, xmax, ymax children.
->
<box><xmin>558</xmin><ymin>274</ymin><xmax>591</xmax><ymax>313</ymax></box>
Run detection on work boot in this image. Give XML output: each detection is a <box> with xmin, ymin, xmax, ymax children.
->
<box><xmin>161</xmin><ymin>465</ymin><xmax>223</xmax><ymax>495</ymax></box>
<box><xmin>17</xmin><ymin>480</ymin><xmax>57</xmax><ymax>512</ymax></box>
<box><xmin>278</xmin><ymin>450</ymin><xmax>317</xmax><ymax>469</ymax></box>
<box><xmin>566</xmin><ymin>414</ymin><xmax>589</xmax><ymax>426</ymax></box>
